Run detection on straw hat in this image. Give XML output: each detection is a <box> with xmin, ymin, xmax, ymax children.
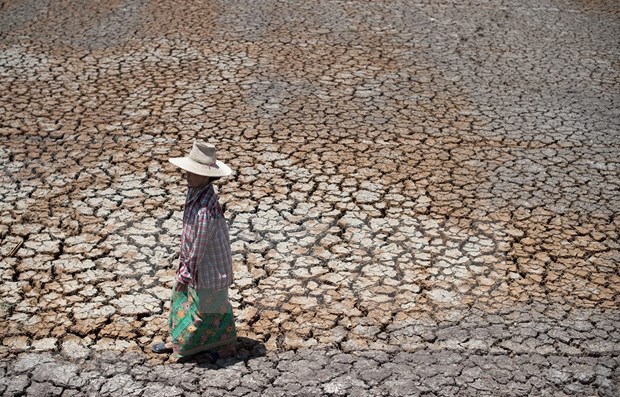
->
<box><xmin>168</xmin><ymin>140</ymin><xmax>232</xmax><ymax>177</ymax></box>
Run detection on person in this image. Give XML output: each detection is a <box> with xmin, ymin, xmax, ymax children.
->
<box><xmin>151</xmin><ymin>140</ymin><xmax>236</xmax><ymax>360</ymax></box>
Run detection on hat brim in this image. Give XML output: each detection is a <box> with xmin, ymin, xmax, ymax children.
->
<box><xmin>168</xmin><ymin>157</ymin><xmax>232</xmax><ymax>177</ymax></box>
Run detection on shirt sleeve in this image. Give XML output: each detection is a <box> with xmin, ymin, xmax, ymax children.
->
<box><xmin>177</xmin><ymin>208</ymin><xmax>211</xmax><ymax>285</ymax></box>
<box><xmin>176</xmin><ymin>263</ymin><xmax>192</xmax><ymax>285</ymax></box>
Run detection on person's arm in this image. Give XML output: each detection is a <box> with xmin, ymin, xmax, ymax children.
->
<box><xmin>177</xmin><ymin>260</ymin><xmax>192</xmax><ymax>286</ymax></box>
<box><xmin>177</xmin><ymin>209</ymin><xmax>210</xmax><ymax>287</ymax></box>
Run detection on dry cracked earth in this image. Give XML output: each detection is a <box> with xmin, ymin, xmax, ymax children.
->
<box><xmin>0</xmin><ymin>0</ymin><xmax>619</xmax><ymax>396</ymax></box>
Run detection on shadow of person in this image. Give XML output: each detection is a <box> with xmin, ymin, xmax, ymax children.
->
<box><xmin>175</xmin><ymin>337</ymin><xmax>267</xmax><ymax>369</ymax></box>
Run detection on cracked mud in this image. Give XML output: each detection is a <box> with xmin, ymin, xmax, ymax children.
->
<box><xmin>0</xmin><ymin>0</ymin><xmax>619</xmax><ymax>396</ymax></box>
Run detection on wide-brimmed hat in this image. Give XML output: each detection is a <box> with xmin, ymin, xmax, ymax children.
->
<box><xmin>168</xmin><ymin>140</ymin><xmax>232</xmax><ymax>177</ymax></box>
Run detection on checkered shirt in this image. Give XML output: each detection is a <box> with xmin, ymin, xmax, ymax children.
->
<box><xmin>177</xmin><ymin>183</ymin><xmax>233</xmax><ymax>289</ymax></box>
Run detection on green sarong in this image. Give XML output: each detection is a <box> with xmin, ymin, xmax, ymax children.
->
<box><xmin>168</xmin><ymin>282</ymin><xmax>237</xmax><ymax>358</ymax></box>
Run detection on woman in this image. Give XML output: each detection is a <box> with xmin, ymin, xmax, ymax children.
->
<box><xmin>152</xmin><ymin>140</ymin><xmax>236</xmax><ymax>360</ymax></box>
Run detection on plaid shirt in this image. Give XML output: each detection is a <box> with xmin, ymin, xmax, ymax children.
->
<box><xmin>177</xmin><ymin>183</ymin><xmax>233</xmax><ymax>289</ymax></box>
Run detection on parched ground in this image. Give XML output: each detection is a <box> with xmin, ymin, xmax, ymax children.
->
<box><xmin>0</xmin><ymin>0</ymin><xmax>619</xmax><ymax>396</ymax></box>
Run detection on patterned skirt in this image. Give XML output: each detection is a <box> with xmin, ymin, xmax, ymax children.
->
<box><xmin>168</xmin><ymin>282</ymin><xmax>237</xmax><ymax>358</ymax></box>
